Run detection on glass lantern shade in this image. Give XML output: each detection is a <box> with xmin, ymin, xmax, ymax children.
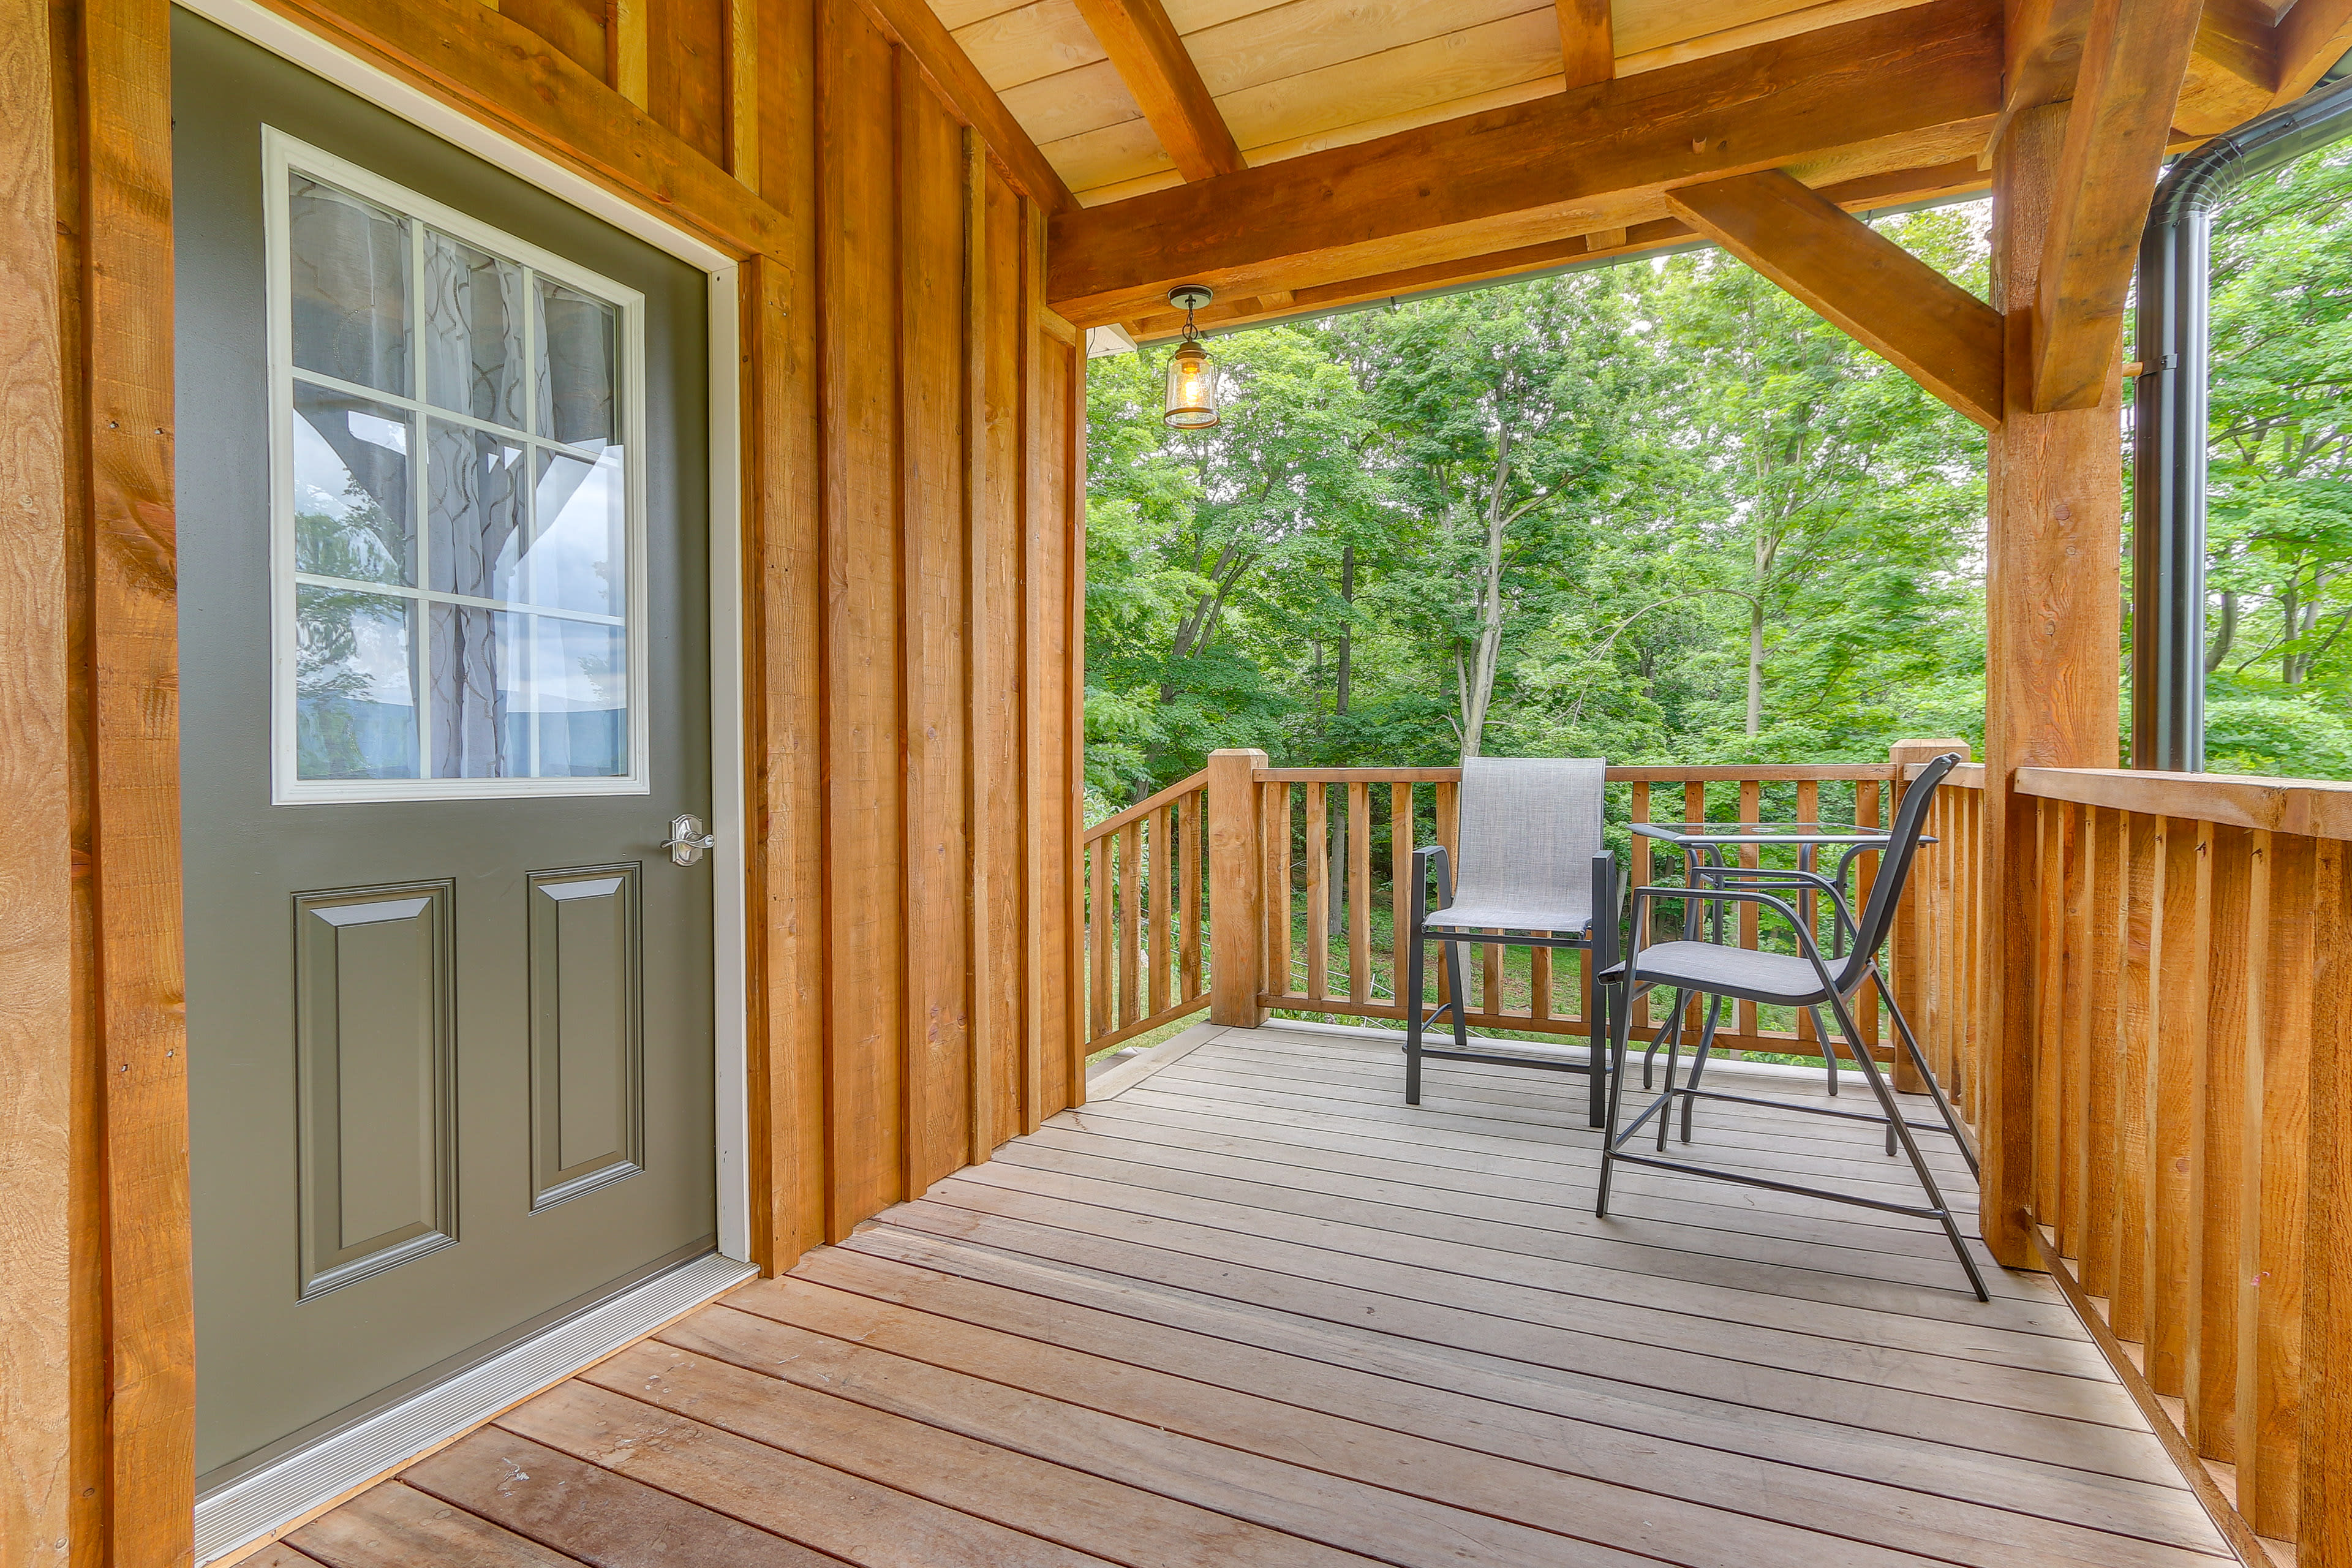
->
<box><xmin>1163</xmin><ymin>338</ymin><xmax>1219</xmax><ymax>429</ymax></box>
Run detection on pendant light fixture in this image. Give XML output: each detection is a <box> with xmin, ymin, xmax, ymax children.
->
<box><xmin>1162</xmin><ymin>285</ymin><xmax>1219</xmax><ymax>430</ymax></box>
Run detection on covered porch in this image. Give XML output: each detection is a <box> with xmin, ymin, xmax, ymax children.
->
<box><xmin>260</xmin><ymin>1021</ymin><xmax>2231</xmax><ymax>1568</ymax></box>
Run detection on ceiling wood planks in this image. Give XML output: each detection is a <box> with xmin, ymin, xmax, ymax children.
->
<box><xmin>2274</xmin><ymin>0</ymin><xmax>2352</xmax><ymax>101</ymax></box>
<box><xmin>1046</xmin><ymin>0</ymin><xmax>2002</xmax><ymax>323</ymax></box>
<box><xmin>1667</xmin><ymin>168</ymin><xmax>2003</xmax><ymax>428</ymax></box>
<box><xmin>860</xmin><ymin>0</ymin><xmax>1079</xmax><ymax>207</ymax></box>
<box><xmin>1071</xmin><ymin>0</ymin><xmax>1246</xmax><ymax>178</ymax></box>
<box><xmin>2030</xmin><ymin>0</ymin><xmax>2203</xmax><ymax>412</ymax></box>
<box><xmin>1557</xmin><ymin>0</ymin><xmax>1613</xmax><ymax>88</ymax></box>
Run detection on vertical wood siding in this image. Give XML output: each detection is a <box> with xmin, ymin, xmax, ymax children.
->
<box><xmin>26</xmin><ymin>0</ymin><xmax>1087</xmax><ymax>1558</ymax></box>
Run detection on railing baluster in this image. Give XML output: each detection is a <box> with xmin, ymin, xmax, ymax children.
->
<box><xmin>1684</xmin><ymin>780</ymin><xmax>1706</xmax><ymax>1039</ymax></box>
<box><xmin>1088</xmin><ymin>833</ymin><xmax>1110</xmax><ymax>1042</ymax></box>
<box><xmin>1437</xmin><ymin>781</ymin><xmax>1459</xmax><ymax>1008</ymax></box>
<box><xmin>1855</xmin><ymin>778</ymin><xmax>1880</xmax><ymax>1050</ymax></box>
<box><xmin>1348</xmin><ymin>781</ymin><xmax>1371</xmax><ymax>1006</ymax></box>
<box><xmin>1305</xmin><ymin>783</ymin><xmax>1329</xmax><ymax>1004</ymax></box>
<box><xmin>2146</xmin><ymin>815</ymin><xmax>2203</xmax><ymax>1396</ymax></box>
<box><xmin>1270</xmin><ymin>782</ymin><xmax>1293</xmax><ymax>1000</ymax></box>
<box><xmin>1737</xmin><ymin>778</ymin><xmax>1760</xmax><ymax>1044</ymax></box>
<box><xmin>2190</xmin><ymin>824</ymin><xmax>2255</xmax><ymax>1463</ymax></box>
<box><xmin>1630</xmin><ymin>781</ymin><xmax>1653</xmax><ymax>1035</ymax></box>
<box><xmin>2111</xmin><ymin>812</ymin><xmax>2157</xmax><ymax>1346</ymax></box>
<box><xmin>1148</xmin><ymin>805</ymin><xmax>1170</xmax><ymax>1022</ymax></box>
<box><xmin>1129</xmin><ymin>823</ymin><xmax>1147</xmax><ymax>1030</ymax></box>
<box><xmin>1180</xmin><ymin>790</ymin><xmax>1202</xmax><ymax>1003</ymax></box>
<box><xmin>2084</xmin><ymin>808</ymin><xmax>2125</xmax><ymax>1299</ymax></box>
<box><xmin>1391</xmin><ymin>782</ymin><xmax>1413</xmax><ymax>1010</ymax></box>
<box><xmin>1796</xmin><ymin>778</ymin><xmax>1819</xmax><ymax>1054</ymax></box>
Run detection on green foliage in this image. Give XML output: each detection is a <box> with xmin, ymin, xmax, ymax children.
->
<box><xmin>1084</xmin><ymin>178</ymin><xmax>2352</xmax><ymax>809</ymax></box>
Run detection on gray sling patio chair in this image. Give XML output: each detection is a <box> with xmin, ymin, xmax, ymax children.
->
<box><xmin>1594</xmin><ymin>752</ymin><xmax>1988</xmax><ymax>1298</ymax></box>
<box><xmin>1404</xmin><ymin>757</ymin><xmax>1619</xmax><ymax>1128</ymax></box>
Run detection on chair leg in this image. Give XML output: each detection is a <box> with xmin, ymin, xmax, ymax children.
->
<box><xmin>1596</xmin><ymin>976</ymin><xmax>1637</xmax><ymax>1218</ymax></box>
<box><xmin>1404</xmin><ymin>919</ymin><xmax>1427</xmax><ymax>1106</ymax></box>
<box><xmin>1875</xmin><ymin>966</ymin><xmax>1980</xmax><ymax>1178</ymax></box>
<box><xmin>1826</xmin><ymin>986</ymin><xmax>1989</xmax><ymax>1302</ymax></box>
<box><xmin>1679</xmin><ymin>1003</ymin><xmax>1719</xmax><ymax>1144</ymax></box>
<box><xmin>1809</xmin><ymin>1006</ymin><xmax>1839</xmax><ymax>1097</ymax></box>
<box><xmin>1586</xmin><ymin>963</ymin><xmax>1609</xmax><ymax>1130</ymax></box>
<box><xmin>1643</xmin><ymin>990</ymin><xmax>1688</xmax><ymax>1090</ymax></box>
<box><xmin>1442</xmin><ymin>938</ymin><xmax>1470</xmax><ymax>1052</ymax></box>
<box><xmin>1655</xmin><ymin>1011</ymin><xmax>1683</xmax><ymax>1153</ymax></box>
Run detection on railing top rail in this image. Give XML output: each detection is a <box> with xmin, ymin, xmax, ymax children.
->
<box><xmin>1253</xmin><ymin>764</ymin><xmax>1901</xmax><ymax>783</ymax></box>
<box><xmin>2015</xmin><ymin>765</ymin><xmax>2352</xmax><ymax>840</ymax></box>
<box><xmin>1899</xmin><ymin>761</ymin><xmax>1986</xmax><ymax>788</ymax></box>
<box><xmin>1083</xmin><ymin>769</ymin><xmax>1210</xmax><ymax>844</ymax></box>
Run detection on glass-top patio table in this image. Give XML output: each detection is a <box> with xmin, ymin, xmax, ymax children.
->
<box><xmin>1630</xmin><ymin>818</ymin><xmax>1929</xmax><ymax>944</ymax></box>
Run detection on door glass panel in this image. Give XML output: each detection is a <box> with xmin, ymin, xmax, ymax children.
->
<box><xmin>529</xmin><ymin>449</ymin><xmax>626</xmax><ymax>616</ymax></box>
<box><xmin>425</xmin><ymin>421</ymin><xmax>525</xmax><ymax>600</ymax></box>
<box><xmin>421</xmin><ymin>233</ymin><xmax>527</xmax><ymax>428</ymax></box>
<box><xmin>288</xmin><ymin>175</ymin><xmax>409</xmax><ymax>396</ymax></box>
<box><xmin>274</xmin><ymin>151</ymin><xmax>643</xmax><ymax>797</ymax></box>
<box><xmin>526</xmin><ymin>617</ymin><xmax>627</xmax><ymax>778</ymax></box>
<box><xmin>294</xmin><ymin>586</ymin><xmax>419</xmax><ymax>780</ymax></box>
<box><xmin>535</xmin><ymin>278</ymin><xmax>618</xmax><ymax>451</ymax></box>
<box><xmin>292</xmin><ymin>383</ymin><xmax>413</xmax><ymax>586</ymax></box>
<box><xmin>428</xmin><ymin>603</ymin><xmax>526</xmax><ymax>779</ymax></box>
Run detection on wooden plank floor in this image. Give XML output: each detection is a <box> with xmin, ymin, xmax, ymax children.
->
<box><xmin>258</xmin><ymin>1023</ymin><xmax>2234</xmax><ymax>1568</ymax></box>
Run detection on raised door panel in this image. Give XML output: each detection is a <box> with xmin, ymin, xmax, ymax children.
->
<box><xmin>296</xmin><ymin>883</ymin><xmax>458</xmax><ymax>1297</ymax></box>
<box><xmin>529</xmin><ymin>865</ymin><xmax>644</xmax><ymax>1207</ymax></box>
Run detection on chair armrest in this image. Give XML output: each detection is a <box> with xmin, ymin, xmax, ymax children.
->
<box><xmin>1692</xmin><ymin>864</ymin><xmax>1858</xmax><ymax>941</ymax></box>
<box><xmin>1408</xmin><ymin>844</ymin><xmax>1453</xmax><ymax>938</ymax></box>
<box><xmin>1589</xmin><ymin>850</ymin><xmax>1621</xmax><ymax>969</ymax></box>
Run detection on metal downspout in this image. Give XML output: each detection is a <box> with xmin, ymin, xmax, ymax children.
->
<box><xmin>2131</xmin><ymin>70</ymin><xmax>2352</xmax><ymax>769</ymax></box>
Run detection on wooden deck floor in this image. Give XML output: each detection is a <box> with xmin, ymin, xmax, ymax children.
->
<box><xmin>254</xmin><ymin>1023</ymin><xmax>2233</xmax><ymax>1568</ymax></box>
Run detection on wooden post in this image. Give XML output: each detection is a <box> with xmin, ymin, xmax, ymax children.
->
<box><xmin>1981</xmin><ymin>102</ymin><xmax>2126</xmax><ymax>1270</ymax></box>
<box><xmin>1207</xmin><ymin>748</ymin><xmax>1268</xmax><ymax>1027</ymax></box>
<box><xmin>1888</xmin><ymin>740</ymin><xmax>1968</xmax><ymax>1094</ymax></box>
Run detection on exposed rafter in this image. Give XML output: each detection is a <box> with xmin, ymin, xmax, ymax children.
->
<box><xmin>1118</xmin><ymin>158</ymin><xmax>1992</xmax><ymax>342</ymax></box>
<box><xmin>2032</xmin><ymin>0</ymin><xmax>2203</xmax><ymax>410</ymax></box>
<box><xmin>2275</xmin><ymin>0</ymin><xmax>2352</xmax><ymax>101</ymax></box>
<box><xmin>1048</xmin><ymin>0</ymin><xmax>2002</xmax><ymax>326</ymax></box>
<box><xmin>1557</xmin><ymin>0</ymin><xmax>1614</xmax><ymax>89</ymax></box>
<box><xmin>1667</xmin><ymin>168</ymin><xmax>2003</xmax><ymax>428</ymax></box>
<box><xmin>1072</xmin><ymin>0</ymin><xmax>1245</xmax><ymax>181</ymax></box>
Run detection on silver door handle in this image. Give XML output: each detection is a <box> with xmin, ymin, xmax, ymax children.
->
<box><xmin>661</xmin><ymin>813</ymin><xmax>716</xmax><ymax>866</ymax></box>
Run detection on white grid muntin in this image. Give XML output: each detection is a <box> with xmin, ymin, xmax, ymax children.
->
<box><xmin>264</xmin><ymin>127</ymin><xmax>654</xmax><ymax>804</ymax></box>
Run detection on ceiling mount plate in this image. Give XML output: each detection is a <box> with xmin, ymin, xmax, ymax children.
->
<box><xmin>1168</xmin><ymin>285</ymin><xmax>1214</xmax><ymax>311</ymax></box>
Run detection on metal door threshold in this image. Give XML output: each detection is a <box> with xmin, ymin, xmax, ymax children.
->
<box><xmin>194</xmin><ymin>1250</ymin><xmax>757</xmax><ymax>1564</ymax></box>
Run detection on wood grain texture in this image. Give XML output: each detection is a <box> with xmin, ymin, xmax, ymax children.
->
<box><xmin>650</xmin><ymin>0</ymin><xmax>727</xmax><ymax>160</ymax></box>
<box><xmin>821</xmin><ymin>0</ymin><xmax>910</xmax><ymax>1234</ymax></box>
<box><xmin>288</xmin><ymin>1481</ymin><xmax>581</xmax><ymax>1568</ymax></box>
<box><xmin>1665</xmin><ymin>168</ymin><xmax>2002</xmax><ymax>428</ymax></box>
<box><xmin>1071</xmin><ymin>0</ymin><xmax>1243</xmax><ymax>179</ymax></box>
<box><xmin>2301</xmin><ymin>837</ymin><xmax>2352</xmax><ymax>1567</ymax></box>
<box><xmin>1980</xmin><ymin>99</ymin><xmax>2124</xmax><ymax>1270</ymax></box>
<box><xmin>1207</xmin><ymin>751</ymin><xmax>1268</xmax><ymax>1027</ymax></box>
<box><xmin>1046</xmin><ymin>0</ymin><xmax>2002</xmax><ymax>323</ymax></box>
<box><xmin>1556</xmin><ymin>0</ymin><xmax>1612</xmax><ymax>88</ymax></box>
<box><xmin>81</xmin><ymin>3</ymin><xmax>195</xmax><ymax>1561</ymax></box>
<box><xmin>747</xmin><ymin>0</ymin><xmax>824</xmax><ymax>1270</ymax></box>
<box><xmin>856</xmin><ymin>0</ymin><xmax>1076</xmax><ymax>208</ymax></box>
<box><xmin>2029</xmin><ymin>0</ymin><xmax>2202</xmax><ymax>412</ymax></box>
<box><xmin>0</xmin><ymin>0</ymin><xmax>73</xmax><ymax>1559</ymax></box>
<box><xmin>2272</xmin><ymin>0</ymin><xmax>2352</xmax><ymax>103</ymax></box>
<box><xmin>609</xmin><ymin>0</ymin><xmax>648</xmax><ymax>102</ymax></box>
<box><xmin>2015</xmin><ymin>765</ymin><xmax>2352</xmax><ymax>840</ymax></box>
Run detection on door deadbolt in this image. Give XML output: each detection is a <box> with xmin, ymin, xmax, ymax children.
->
<box><xmin>661</xmin><ymin>813</ymin><xmax>716</xmax><ymax>867</ymax></box>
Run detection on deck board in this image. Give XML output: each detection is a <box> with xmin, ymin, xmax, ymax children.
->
<box><xmin>268</xmin><ymin>1023</ymin><xmax>2233</xmax><ymax>1568</ymax></box>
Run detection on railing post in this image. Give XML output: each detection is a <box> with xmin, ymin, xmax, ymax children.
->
<box><xmin>1207</xmin><ymin>748</ymin><xmax>1269</xmax><ymax>1027</ymax></box>
<box><xmin>1889</xmin><ymin>739</ymin><xmax>1970</xmax><ymax>1095</ymax></box>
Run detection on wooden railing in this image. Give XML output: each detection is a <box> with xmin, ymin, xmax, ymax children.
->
<box><xmin>1240</xmin><ymin>757</ymin><xmax>1902</xmax><ymax>1061</ymax></box>
<box><xmin>1080</xmin><ymin>771</ymin><xmax>1212</xmax><ymax>1052</ymax></box>
<box><xmin>1904</xmin><ymin>761</ymin><xmax>2352</xmax><ymax>1566</ymax></box>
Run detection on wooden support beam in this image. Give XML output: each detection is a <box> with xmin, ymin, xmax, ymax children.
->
<box><xmin>854</xmin><ymin>0</ymin><xmax>1075</xmax><ymax>210</ymax></box>
<box><xmin>2274</xmin><ymin>0</ymin><xmax>2352</xmax><ymax>102</ymax></box>
<box><xmin>2177</xmin><ymin>0</ymin><xmax>2278</xmax><ymax>135</ymax></box>
<box><xmin>1047</xmin><ymin>0</ymin><xmax>2001</xmax><ymax>325</ymax></box>
<box><xmin>1556</xmin><ymin>0</ymin><xmax>1613</xmax><ymax>89</ymax></box>
<box><xmin>1981</xmin><ymin>101</ymin><xmax>2125</xmax><ymax>1270</ymax></box>
<box><xmin>1119</xmin><ymin>157</ymin><xmax>1992</xmax><ymax>342</ymax></box>
<box><xmin>1667</xmin><ymin>168</ymin><xmax>2003</xmax><ymax>428</ymax></box>
<box><xmin>2031</xmin><ymin>0</ymin><xmax>2203</xmax><ymax>412</ymax></box>
<box><xmin>1071</xmin><ymin>0</ymin><xmax>1243</xmax><ymax>182</ymax></box>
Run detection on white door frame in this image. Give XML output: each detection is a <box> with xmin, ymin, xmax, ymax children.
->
<box><xmin>175</xmin><ymin>0</ymin><xmax>753</xmax><ymax>1265</ymax></box>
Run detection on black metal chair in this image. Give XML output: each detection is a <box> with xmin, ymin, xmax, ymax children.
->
<box><xmin>1404</xmin><ymin>757</ymin><xmax>1619</xmax><ymax>1128</ymax></box>
<box><xmin>1594</xmin><ymin>753</ymin><xmax>1987</xmax><ymax>1298</ymax></box>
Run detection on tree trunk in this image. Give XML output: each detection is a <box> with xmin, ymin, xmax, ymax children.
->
<box><xmin>1458</xmin><ymin>441</ymin><xmax>1514</xmax><ymax>761</ymax></box>
<box><xmin>1745</xmin><ymin>594</ymin><xmax>1766</xmax><ymax>737</ymax></box>
<box><xmin>2206</xmin><ymin>589</ymin><xmax>2237</xmax><ymax>674</ymax></box>
<box><xmin>1331</xmin><ymin>543</ymin><xmax>1354</xmax><ymax>939</ymax></box>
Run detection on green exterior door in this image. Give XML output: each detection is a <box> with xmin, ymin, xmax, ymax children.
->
<box><xmin>173</xmin><ymin>12</ymin><xmax>719</xmax><ymax>1489</ymax></box>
